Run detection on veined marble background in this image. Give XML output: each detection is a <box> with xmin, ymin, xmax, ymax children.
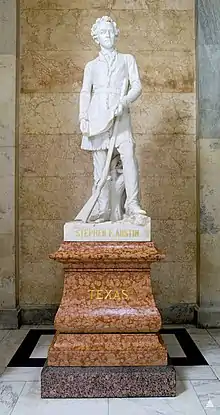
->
<box><xmin>18</xmin><ymin>0</ymin><xmax>196</xmax><ymax>314</ymax></box>
<box><xmin>198</xmin><ymin>0</ymin><xmax>220</xmax><ymax>324</ymax></box>
<box><xmin>0</xmin><ymin>0</ymin><xmax>16</xmax><ymax>315</ymax></box>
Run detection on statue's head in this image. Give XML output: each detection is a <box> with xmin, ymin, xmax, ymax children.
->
<box><xmin>91</xmin><ymin>16</ymin><xmax>119</xmax><ymax>49</ymax></box>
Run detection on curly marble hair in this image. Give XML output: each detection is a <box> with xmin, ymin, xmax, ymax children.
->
<box><xmin>91</xmin><ymin>16</ymin><xmax>120</xmax><ymax>44</ymax></box>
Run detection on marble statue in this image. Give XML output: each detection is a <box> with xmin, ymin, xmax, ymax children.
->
<box><xmin>75</xmin><ymin>16</ymin><xmax>148</xmax><ymax>225</ymax></box>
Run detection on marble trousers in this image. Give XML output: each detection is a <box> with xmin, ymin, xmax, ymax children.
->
<box><xmin>92</xmin><ymin>141</ymin><xmax>140</xmax><ymax>218</ymax></box>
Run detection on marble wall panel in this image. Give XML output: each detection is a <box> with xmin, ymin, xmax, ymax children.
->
<box><xmin>19</xmin><ymin>154</ymin><xmax>196</xmax><ymax>224</ymax></box>
<box><xmin>143</xmin><ymin>193</ymin><xmax>195</xmax><ymax>223</ymax></box>
<box><xmin>0</xmin><ymin>148</ymin><xmax>15</xmax><ymax>177</ymax></box>
<box><xmin>20</xmin><ymin>220</ymin><xmax>63</xmax><ymax>262</ymax></box>
<box><xmin>0</xmin><ymin>56</ymin><xmax>16</xmax><ymax>146</ymax></box>
<box><xmin>21</xmin><ymin>50</ymin><xmax>95</xmax><ymax>93</ymax></box>
<box><xmin>0</xmin><ymin>177</ymin><xmax>15</xmax><ymax>234</ymax></box>
<box><xmin>160</xmin><ymin>0</ymin><xmax>194</xmax><ymax>9</ymax></box>
<box><xmin>0</xmin><ymin>56</ymin><xmax>16</xmax><ymax>102</ymax></box>
<box><xmin>137</xmin><ymin>132</ymin><xmax>196</xmax><ymax>152</ymax></box>
<box><xmin>21</xmin><ymin>0</ymin><xmax>194</xmax><ymax>10</ymax></box>
<box><xmin>0</xmin><ymin>271</ymin><xmax>16</xmax><ymax>308</ymax></box>
<box><xmin>112</xmin><ymin>0</ymin><xmax>160</xmax><ymax>9</ymax></box>
<box><xmin>136</xmin><ymin>51</ymin><xmax>195</xmax><ymax>93</ymax></box>
<box><xmin>19</xmin><ymin>134</ymin><xmax>92</xmax><ymax>177</ymax></box>
<box><xmin>198</xmin><ymin>43</ymin><xmax>220</xmax><ymax>138</ymax></box>
<box><xmin>0</xmin><ymin>0</ymin><xmax>16</xmax><ymax>54</ymax></box>
<box><xmin>136</xmin><ymin>138</ymin><xmax>196</xmax><ymax>177</ymax></box>
<box><xmin>0</xmin><ymin>234</ymin><xmax>15</xmax><ymax>308</ymax></box>
<box><xmin>198</xmin><ymin>0</ymin><xmax>220</xmax><ymax>45</ymax></box>
<box><xmin>98</xmin><ymin>10</ymin><xmax>194</xmax><ymax>52</ymax></box>
<box><xmin>20</xmin><ymin>93</ymin><xmax>79</xmax><ymax>135</ymax></box>
<box><xmin>19</xmin><ymin>260</ymin><xmax>63</xmax><ymax>305</ymax></box>
<box><xmin>198</xmin><ymin>45</ymin><xmax>220</xmax><ymax>111</ymax></box>
<box><xmin>20</xmin><ymin>92</ymin><xmax>195</xmax><ymax>135</ymax></box>
<box><xmin>140</xmin><ymin>176</ymin><xmax>196</xmax><ymax>222</ymax></box>
<box><xmin>0</xmin><ymin>273</ymin><xmax>16</xmax><ymax>311</ymax></box>
<box><xmin>111</xmin><ymin>0</ymin><xmax>193</xmax><ymax>9</ymax></box>
<box><xmin>200</xmin><ymin>139</ymin><xmax>220</xmax><ymax>309</ymax></box>
<box><xmin>20</xmin><ymin>175</ymin><xmax>93</xmax><ymax>221</ymax></box>
<box><xmin>21</xmin><ymin>50</ymin><xmax>195</xmax><ymax>93</ymax></box>
<box><xmin>152</xmin><ymin>220</ymin><xmax>196</xmax><ymax>263</ymax></box>
<box><xmin>19</xmin><ymin>220</ymin><xmax>64</xmax><ymax>306</ymax></box>
<box><xmin>199</xmin><ymin>109</ymin><xmax>220</xmax><ymax>139</ymax></box>
<box><xmin>198</xmin><ymin>2</ymin><xmax>220</xmax><ymax>139</ymax></box>
<box><xmin>198</xmin><ymin>0</ymin><xmax>220</xmax><ymax>324</ymax></box>
<box><xmin>21</xmin><ymin>9</ymin><xmax>194</xmax><ymax>53</ymax></box>
<box><xmin>19</xmin><ymin>132</ymin><xmax>196</xmax><ymax>177</ymax></box>
<box><xmin>200</xmin><ymin>232</ymin><xmax>220</xmax><ymax>307</ymax></box>
<box><xmin>21</xmin><ymin>0</ymin><xmax>113</xmax><ymax>9</ymax></box>
<box><xmin>152</xmin><ymin>261</ymin><xmax>196</xmax><ymax>305</ymax></box>
<box><xmin>132</xmin><ymin>93</ymin><xmax>196</xmax><ymax>135</ymax></box>
<box><xmin>19</xmin><ymin>174</ymin><xmax>196</xmax><ymax>223</ymax></box>
<box><xmin>20</xmin><ymin>9</ymin><xmax>91</xmax><ymax>53</ymax></box>
<box><xmin>0</xmin><ymin>233</ymin><xmax>15</xmax><ymax>264</ymax></box>
<box><xmin>0</xmin><ymin>0</ymin><xmax>17</xmax><ymax>316</ymax></box>
<box><xmin>200</xmin><ymin>139</ymin><xmax>220</xmax><ymax>234</ymax></box>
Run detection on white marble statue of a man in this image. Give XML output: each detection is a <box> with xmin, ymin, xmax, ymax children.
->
<box><xmin>79</xmin><ymin>16</ymin><xmax>146</xmax><ymax>223</ymax></box>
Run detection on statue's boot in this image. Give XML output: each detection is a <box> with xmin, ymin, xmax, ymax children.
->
<box><xmin>89</xmin><ymin>210</ymin><xmax>110</xmax><ymax>223</ymax></box>
<box><xmin>126</xmin><ymin>203</ymin><xmax>147</xmax><ymax>216</ymax></box>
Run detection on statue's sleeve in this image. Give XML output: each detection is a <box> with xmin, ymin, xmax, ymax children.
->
<box><xmin>124</xmin><ymin>54</ymin><xmax>142</xmax><ymax>105</ymax></box>
<box><xmin>79</xmin><ymin>62</ymin><xmax>92</xmax><ymax>122</ymax></box>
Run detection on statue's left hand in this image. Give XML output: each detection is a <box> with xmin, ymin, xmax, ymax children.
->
<box><xmin>114</xmin><ymin>103</ymin><xmax>124</xmax><ymax>117</ymax></box>
<box><xmin>80</xmin><ymin>119</ymin><xmax>89</xmax><ymax>135</ymax></box>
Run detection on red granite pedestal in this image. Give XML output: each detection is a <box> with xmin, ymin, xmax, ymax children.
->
<box><xmin>41</xmin><ymin>242</ymin><xmax>176</xmax><ymax>398</ymax></box>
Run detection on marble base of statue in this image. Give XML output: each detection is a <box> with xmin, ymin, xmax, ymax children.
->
<box><xmin>41</xmin><ymin>224</ymin><xmax>176</xmax><ymax>398</ymax></box>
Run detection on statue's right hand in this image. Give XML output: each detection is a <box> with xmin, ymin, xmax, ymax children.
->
<box><xmin>80</xmin><ymin>119</ymin><xmax>89</xmax><ymax>136</ymax></box>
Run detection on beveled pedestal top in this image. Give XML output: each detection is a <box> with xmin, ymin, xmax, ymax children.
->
<box><xmin>50</xmin><ymin>241</ymin><xmax>165</xmax><ymax>264</ymax></box>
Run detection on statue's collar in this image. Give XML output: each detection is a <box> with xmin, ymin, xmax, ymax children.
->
<box><xmin>98</xmin><ymin>49</ymin><xmax>117</xmax><ymax>61</ymax></box>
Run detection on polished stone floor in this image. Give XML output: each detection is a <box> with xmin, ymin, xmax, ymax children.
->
<box><xmin>1</xmin><ymin>325</ymin><xmax>220</xmax><ymax>414</ymax></box>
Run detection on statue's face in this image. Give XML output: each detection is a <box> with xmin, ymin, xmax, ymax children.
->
<box><xmin>97</xmin><ymin>21</ymin><xmax>116</xmax><ymax>49</ymax></box>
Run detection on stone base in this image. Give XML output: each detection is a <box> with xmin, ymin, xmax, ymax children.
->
<box><xmin>41</xmin><ymin>364</ymin><xmax>176</xmax><ymax>398</ymax></box>
<box><xmin>197</xmin><ymin>306</ymin><xmax>220</xmax><ymax>328</ymax></box>
<box><xmin>162</xmin><ymin>303</ymin><xmax>197</xmax><ymax>324</ymax></box>
<box><xmin>0</xmin><ymin>308</ymin><xmax>21</xmax><ymax>329</ymax></box>
<box><xmin>48</xmin><ymin>333</ymin><xmax>167</xmax><ymax>366</ymax></box>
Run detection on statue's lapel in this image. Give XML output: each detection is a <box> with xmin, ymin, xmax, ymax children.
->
<box><xmin>98</xmin><ymin>50</ymin><xmax>118</xmax><ymax>77</ymax></box>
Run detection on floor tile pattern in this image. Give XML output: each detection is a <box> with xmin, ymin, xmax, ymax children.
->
<box><xmin>7</xmin><ymin>328</ymin><xmax>208</xmax><ymax>368</ymax></box>
<box><xmin>0</xmin><ymin>326</ymin><xmax>220</xmax><ymax>414</ymax></box>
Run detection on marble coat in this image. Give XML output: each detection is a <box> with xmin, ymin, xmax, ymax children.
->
<box><xmin>79</xmin><ymin>50</ymin><xmax>142</xmax><ymax>151</ymax></box>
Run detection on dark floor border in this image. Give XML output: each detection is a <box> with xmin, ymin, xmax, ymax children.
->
<box><xmin>8</xmin><ymin>328</ymin><xmax>208</xmax><ymax>368</ymax></box>
<box><xmin>8</xmin><ymin>329</ymin><xmax>53</xmax><ymax>368</ymax></box>
<box><xmin>19</xmin><ymin>303</ymin><xmax>198</xmax><ymax>326</ymax></box>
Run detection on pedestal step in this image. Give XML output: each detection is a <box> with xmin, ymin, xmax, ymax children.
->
<box><xmin>48</xmin><ymin>333</ymin><xmax>167</xmax><ymax>366</ymax></box>
<box><xmin>41</xmin><ymin>364</ymin><xmax>176</xmax><ymax>398</ymax></box>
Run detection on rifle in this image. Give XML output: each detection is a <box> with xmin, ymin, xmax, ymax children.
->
<box><xmin>75</xmin><ymin>79</ymin><xmax>128</xmax><ymax>223</ymax></box>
